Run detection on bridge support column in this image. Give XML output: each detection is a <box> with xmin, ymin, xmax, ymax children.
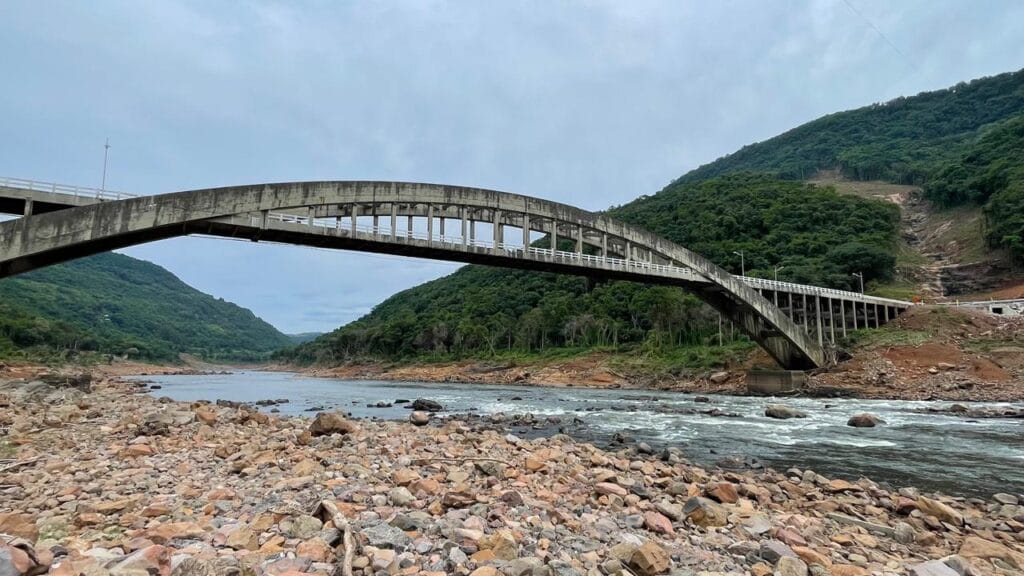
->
<box><xmin>350</xmin><ymin>205</ymin><xmax>359</xmax><ymax>235</ymax></box>
<box><xmin>625</xmin><ymin>241</ymin><xmax>632</xmax><ymax>261</ymax></box>
<box><xmin>576</xmin><ymin>224</ymin><xmax>583</xmax><ymax>254</ymax></box>
<box><xmin>522</xmin><ymin>213</ymin><xmax>530</xmax><ymax>250</ymax></box>
<box><xmin>828</xmin><ymin>297</ymin><xmax>835</xmax><ymax>343</ymax></box>
<box><xmin>260</xmin><ymin>210</ymin><xmax>268</xmax><ymax>230</ymax></box>
<box><xmin>439</xmin><ymin>214</ymin><xmax>446</xmax><ymax>238</ymax></box>
<box><xmin>493</xmin><ymin>209</ymin><xmax>502</xmax><ymax>248</ymax></box>
<box><xmin>373</xmin><ymin>214</ymin><xmax>379</xmax><ymax>236</ymax></box>
<box><xmin>308</xmin><ymin>206</ymin><xmax>315</xmax><ymax>227</ymax></box>
<box><xmin>801</xmin><ymin>294</ymin><xmax>807</xmax><ymax>333</ymax></box>
<box><xmin>601</xmin><ymin>233</ymin><xmax>607</xmax><ymax>256</ymax></box>
<box><xmin>391</xmin><ymin>204</ymin><xmax>398</xmax><ymax>238</ymax></box>
<box><xmin>407</xmin><ymin>215</ymin><xmax>413</xmax><ymax>238</ymax></box>
<box><xmin>815</xmin><ymin>296</ymin><xmax>824</xmax><ymax>346</ymax></box>
<box><xmin>840</xmin><ymin>299</ymin><xmax>847</xmax><ymax>339</ymax></box>
<box><xmin>23</xmin><ymin>198</ymin><xmax>33</xmax><ymax>217</ymax></box>
<box><xmin>852</xmin><ymin>301</ymin><xmax>859</xmax><ymax>330</ymax></box>
<box><xmin>427</xmin><ymin>205</ymin><xmax>434</xmax><ymax>242</ymax></box>
<box><xmin>461</xmin><ymin>208</ymin><xmax>468</xmax><ymax>249</ymax></box>
<box><xmin>884</xmin><ymin>305</ymin><xmax>890</xmax><ymax>323</ymax></box>
<box><xmin>551</xmin><ymin>222</ymin><xmax>558</xmax><ymax>251</ymax></box>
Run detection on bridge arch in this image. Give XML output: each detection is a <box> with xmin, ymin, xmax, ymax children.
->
<box><xmin>0</xmin><ymin>180</ymin><xmax>846</xmax><ymax>369</ymax></box>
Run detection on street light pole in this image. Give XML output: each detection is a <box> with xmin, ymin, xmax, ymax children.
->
<box><xmin>774</xmin><ymin>265</ymin><xmax>785</xmax><ymax>281</ymax></box>
<box><xmin>101</xmin><ymin>138</ymin><xmax>111</xmax><ymax>191</ymax></box>
<box><xmin>733</xmin><ymin>250</ymin><xmax>745</xmax><ymax>277</ymax></box>
<box><xmin>852</xmin><ymin>272</ymin><xmax>864</xmax><ymax>293</ymax></box>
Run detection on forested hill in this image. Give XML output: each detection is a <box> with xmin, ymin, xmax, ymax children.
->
<box><xmin>0</xmin><ymin>252</ymin><xmax>291</xmax><ymax>362</ymax></box>
<box><xmin>281</xmin><ymin>67</ymin><xmax>1024</xmax><ymax>367</ymax></box>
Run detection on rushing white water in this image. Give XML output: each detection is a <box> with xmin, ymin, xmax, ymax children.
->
<box><xmin>139</xmin><ymin>370</ymin><xmax>1024</xmax><ymax>498</ymax></box>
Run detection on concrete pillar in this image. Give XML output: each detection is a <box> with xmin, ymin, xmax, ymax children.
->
<box><xmin>373</xmin><ymin>213</ymin><xmax>379</xmax><ymax>236</ymax></box>
<box><xmin>815</xmin><ymin>296</ymin><xmax>824</xmax><ymax>346</ymax></box>
<box><xmin>601</xmin><ymin>234</ymin><xmax>608</xmax><ymax>257</ymax></box>
<box><xmin>841</xmin><ymin>300</ymin><xmax>848</xmax><ymax>338</ymax></box>
<box><xmin>470</xmin><ymin>219</ymin><xmax>476</xmax><ymax>243</ymax></box>
<box><xmin>439</xmin><ymin>215</ymin><xmax>446</xmax><ymax>237</ymax></box>
<box><xmin>884</xmin><ymin>305</ymin><xmax>890</xmax><ymax>323</ymax></box>
<box><xmin>872</xmin><ymin>304</ymin><xmax>879</xmax><ymax>328</ymax></box>
<box><xmin>23</xmin><ymin>198</ymin><xmax>33</xmax><ymax>217</ymax></box>
<box><xmin>576</xmin><ymin>225</ymin><xmax>583</xmax><ymax>254</ymax></box>
<box><xmin>852</xmin><ymin>301</ymin><xmax>859</xmax><ymax>330</ymax></box>
<box><xmin>626</xmin><ymin>241</ymin><xmax>632</xmax><ymax>262</ymax></box>
<box><xmin>461</xmin><ymin>207</ymin><xmax>468</xmax><ymax>248</ymax></box>
<box><xmin>407</xmin><ymin>215</ymin><xmax>413</xmax><ymax>238</ymax></box>
<box><xmin>801</xmin><ymin>294</ymin><xmax>807</xmax><ymax>333</ymax></box>
<box><xmin>522</xmin><ymin>213</ymin><xmax>530</xmax><ymax>250</ymax></box>
<box><xmin>551</xmin><ymin>222</ymin><xmax>558</xmax><ymax>251</ymax></box>
<box><xmin>828</xmin><ymin>297</ymin><xmax>835</xmax><ymax>343</ymax></box>
<box><xmin>427</xmin><ymin>205</ymin><xmax>434</xmax><ymax>242</ymax></box>
<box><xmin>308</xmin><ymin>206</ymin><xmax>315</xmax><ymax>227</ymax></box>
<box><xmin>350</xmin><ymin>204</ymin><xmax>359</xmax><ymax>235</ymax></box>
<box><xmin>335</xmin><ymin>216</ymin><xmax>341</xmax><ymax>229</ymax></box>
<box><xmin>493</xmin><ymin>209</ymin><xmax>502</xmax><ymax>247</ymax></box>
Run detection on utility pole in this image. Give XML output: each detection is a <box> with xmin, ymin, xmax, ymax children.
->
<box><xmin>774</xmin><ymin>265</ymin><xmax>785</xmax><ymax>282</ymax></box>
<box><xmin>101</xmin><ymin>138</ymin><xmax>111</xmax><ymax>191</ymax></box>
<box><xmin>852</xmin><ymin>272</ymin><xmax>864</xmax><ymax>293</ymax></box>
<box><xmin>733</xmin><ymin>250</ymin><xmax>745</xmax><ymax>277</ymax></box>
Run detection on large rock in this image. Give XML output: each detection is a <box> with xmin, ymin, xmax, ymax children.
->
<box><xmin>682</xmin><ymin>497</ymin><xmax>728</xmax><ymax>527</ymax></box>
<box><xmin>628</xmin><ymin>542</ymin><xmax>670</xmax><ymax>575</ymax></box>
<box><xmin>0</xmin><ymin>513</ymin><xmax>38</xmax><ymax>542</ymax></box>
<box><xmin>909</xmin><ymin>560</ymin><xmax>959</xmax><ymax>576</ymax></box>
<box><xmin>705</xmin><ymin>481</ymin><xmax>739</xmax><ymax>503</ymax></box>
<box><xmin>847</xmin><ymin>413</ymin><xmax>884</xmax><ymax>427</ymax></box>
<box><xmin>776</xmin><ymin>556</ymin><xmax>808</xmax><ymax>576</ymax></box>
<box><xmin>411</xmin><ymin>399</ymin><xmax>443</xmax><ymax>412</ymax></box>
<box><xmin>107</xmin><ymin>544</ymin><xmax>170</xmax><ymax>576</ymax></box>
<box><xmin>916</xmin><ymin>496</ymin><xmax>964</xmax><ymax>526</ymax></box>
<box><xmin>308</xmin><ymin>412</ymin><xmax>358</xmax><ymax>436</ymax></box>
<box><xmin>409</xmin><ymin>411</ymin><xmax>430</xmax><ymax>426</ymax></box>
<box><xmin>959</xmin><ymin>536</ymin><xmax>1024</xmax><ymax>569</ymax></box>
<box><xmin>765</xmin><ymin>404</ymin><xmax>807</xmax><ymax>419</ymax></box>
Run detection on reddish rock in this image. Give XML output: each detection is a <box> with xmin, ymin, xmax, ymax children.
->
<box><xmin>0</xmin><ymin>513</ymin><xmax>38</xmax><ymax>541</ymax></box>
<box><xmin>643</xmin><ymin>511</ymin><xmax>675</xmax><ymax>536</ymax></box>
<box><xmin>705</xmin><ymin>481</ymin><xmax>739</xmax><ymax>503</ymax></box>
<box><xmin>308</xmin><ymin>412</ymin><xmax>358</xmax><ymax>436</ymax></box>
<box><xmin>629</xmin><ymin>541</ymin><xmax>671</xmax><ymax>575</ymax></box>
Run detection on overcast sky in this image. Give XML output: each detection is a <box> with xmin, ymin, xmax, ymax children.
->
<box><xmin>2</xmin><ymin>1</ymin><xmax>1022</xmax><ymax>333</ymax></box>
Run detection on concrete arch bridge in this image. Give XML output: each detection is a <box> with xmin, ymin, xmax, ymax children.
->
<box><xmin>0</xmin><ymin>177</ymin><xmax>911</xmax><ymax>370</ymax></box>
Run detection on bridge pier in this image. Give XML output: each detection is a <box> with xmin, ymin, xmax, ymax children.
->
<box><xmin>746</xmin><ymin>369</ymin><xmax>808</xmax><ymax>395</ymax></box>
<box><xmin>23</xmin><ymin>198</ymin><xmax>32</xmax><ymax>216</ymax></box>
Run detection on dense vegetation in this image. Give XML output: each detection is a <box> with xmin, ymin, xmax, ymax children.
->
<box><xmin>677</xmin><ymin>69</ymin><xmax>1024</xmax><ymax>258</ymax></box>
<box><xmin>0</xmin><ymin>252</ymin><xmax>290</xmax><ymax>362</ymax></box>
<box><xmin>281</xmin><ymin>175</ymin><xmax>899</xmax><ymax>365</ymax></box>
<box><xmin>924</xmin><ymin>114</ymin><xmax>1024</xmax><ymax>260</ymax></box>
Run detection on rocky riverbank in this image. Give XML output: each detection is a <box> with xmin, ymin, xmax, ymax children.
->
<box><xmin>2</xmin><ymin>374</ymin><xmax>1024</xmax><ymax>576</ymax></box>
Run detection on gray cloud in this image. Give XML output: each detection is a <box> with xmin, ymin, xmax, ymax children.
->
<box><xmin>2</xmin><ymin>1</ymin><xmax>1022</xmax><ymax>332</ymax></box>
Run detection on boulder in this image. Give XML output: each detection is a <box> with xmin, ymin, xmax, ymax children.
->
<box><xmin>308</xmin><ymin>412</ymin><xmax>358</xmax><ymax>436</ymax></box>
<box><xmin>628</xmin><ymin>542</ymin><xmax>670</xmax><ymax>575</ymax></box>
<box><xmin>409</xmin><ymin>411</ymin><xmax>430</xmax><ymax>426</ymax></box>
<box><xmin>959</xmin><ymin>536</ymin><xmax>1024</xmax><ymax>569</ymax></box>
<box><xmin>705</xmin><ymin>481</ymin><xmax>739</xmax><ymax>503</ymax></box>
<box><xmin>0</xmin><ymin>513</ymin><xmax>38</xmax><ymax>542</ymax></box>
<box><xmin>776</xmin><ymin>556</ymin><xmax>808</xmax><ymax>576</ymax></box>
<box><xmin>847</xmin><ymin>413</ymin><xmax>884</xmax><ymax>427</ymax></box>
<box><xmin>682</xmin><ymin>497</ymin><xmax>728</xmax><ymax>527</ymax></box>
<box><xmin>411</xmin><ymin>399</ymin><xmax>443</xmax><ymax>412</ymax></box>
<box><xmin>917</xmin><ymin>496</ymin><xmax>964</xmax><ymax>526</ymax></box>
<box><xmin>765</xmin><ymin>404</ymin><xmax>807</xmax><ymax>419</ymax></box>
<box><xmin>709</xmin><ymin>371</ymin><xmax>729</xmax><ymax>383</ymax></box>
<box><xmin>909</xmin><ymin>560</ymin><xmax>959</xmax><ymax>576</ymax></box>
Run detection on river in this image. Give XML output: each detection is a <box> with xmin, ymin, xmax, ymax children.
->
<box><xmin>138</xmin><ymin>370</ymin><xmax>1024</xmax><ymax>498</ymax></box>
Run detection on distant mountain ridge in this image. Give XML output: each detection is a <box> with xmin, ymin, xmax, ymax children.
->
<box><xmin>0</xmin><ymin>252</ymin><xmax>291</xmax><ymax>362</ymax></box>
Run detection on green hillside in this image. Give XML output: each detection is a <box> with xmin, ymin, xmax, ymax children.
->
<box><xmin>0</xmin><ymin>252</ymin><xmax>290</xmax><ymax>363</ymax></box>
<box><xmin>282</xmin><ymin>67</ymin><xmax>1024</xmax><ymax>368</ymax></box>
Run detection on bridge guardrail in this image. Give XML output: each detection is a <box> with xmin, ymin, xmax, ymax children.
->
<box><xmin>259</xmin><ymin>211</ymin><xmax>910</xmax><ymax>305</ymax></box>
<box><xmin>0</xmin><ymin>176</ymin><xmax>137</xmax><ymax>202</ymax></box>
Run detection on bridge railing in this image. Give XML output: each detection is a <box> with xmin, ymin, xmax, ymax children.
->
<box><xmin>0</xmin><ymin>177</ymin><xmax>137</xmax><ymax>202</ymax></box>
<box><xmin>739</xmin><ymin>276</ymin><xmax>911</xmax><ymax>306</ymax></box>
<box><xmin>254</xmin><ymin>210</ymin><xmax>912</xmax><ymax>306</ymax></box>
